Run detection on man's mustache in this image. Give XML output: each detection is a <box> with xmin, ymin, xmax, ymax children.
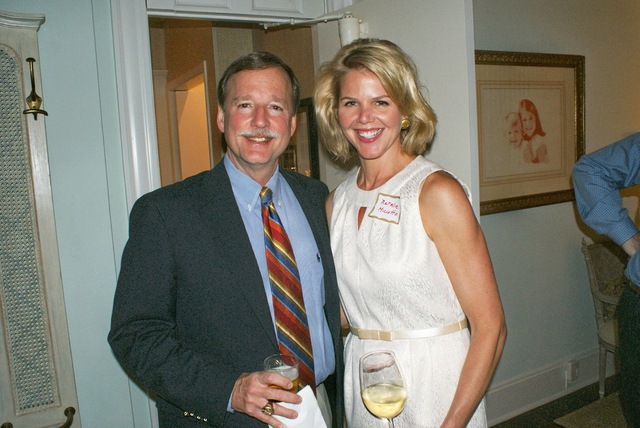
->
<box><xmin>239</xmin><ymin>129</ymin><xmax>279</xmax><ymax>139</ymax></box>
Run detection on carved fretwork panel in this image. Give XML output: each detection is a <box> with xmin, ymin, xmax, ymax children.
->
<box><xmin>0</xmin><ymin>11</ymin><xmax>80</xmax><ymax>428</ymax></box>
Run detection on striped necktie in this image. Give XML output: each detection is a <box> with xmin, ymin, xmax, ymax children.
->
<box><xmin>260</xmin><ymin>187</ymin><xmax>315</xmax><ymax>391</ymax></box>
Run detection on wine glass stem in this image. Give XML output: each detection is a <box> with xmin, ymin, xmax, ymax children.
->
<box><xmin>388</xmin><ymin>418</ymin><xmax>394</xmax><ymax>428</ymax></box>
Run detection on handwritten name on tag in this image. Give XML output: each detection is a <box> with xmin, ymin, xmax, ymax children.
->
<box><xmin>368</xmin><ymin>193</ymin><xmax>401</xmax><ymax>224</ymax></box>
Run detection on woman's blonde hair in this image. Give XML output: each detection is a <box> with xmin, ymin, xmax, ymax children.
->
<box><xmin>314</xmin><ymin>38</ymin><xmax>437</xmax><ymax>163</ymax></box>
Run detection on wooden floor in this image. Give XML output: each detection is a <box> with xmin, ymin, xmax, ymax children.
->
<box><xmin>491</xmin><ymin>376</ymin><xmax>620</xmax><ymax>427</ymax></box>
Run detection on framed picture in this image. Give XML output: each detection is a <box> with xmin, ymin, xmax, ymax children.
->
<box><xmin>475</xmin><ymin>50</ymin><xmax>585</xmax><ymax>215</ymax></box>
<box><xmin>280</xmin><ymin>97</ymin><xmax>320</xmax><ymax>180</ymax></box>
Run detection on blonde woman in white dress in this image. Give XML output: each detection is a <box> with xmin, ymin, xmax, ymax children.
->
<box><xmin>314</xmin><ymin>39</ymin><xmax>507</xmax><ymax>428</ymax></box>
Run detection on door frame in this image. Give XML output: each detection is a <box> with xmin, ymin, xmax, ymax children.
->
<box><xmin>166</xmin><ymin>61</ymin><xmax>214</xmax><ymax>182</ymax></box>
<box><xmin>110</xmin><ymin>0</ymin><xmax>353</xmax><ymax>209</ymax></box>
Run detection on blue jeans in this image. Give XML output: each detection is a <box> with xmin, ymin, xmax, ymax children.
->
<box><xmin>618</xmin><ymin>284</ymin><xmax>640</xmax><ymax>427</ymax></box>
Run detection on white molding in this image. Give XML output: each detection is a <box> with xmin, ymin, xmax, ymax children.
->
<box><xmin>110</xmin><ymin>1</ymin><xmax>160</xmax><ymax>423</ymax></box>
<box><xmin>111</xmin><ymin>0</ymin><xmax>161</xmax><ymax>420</ymax></box>
<box><xmin>0</xmin><ymin>11</ymin><xmax>44</xmax><ymax>29</ymax></box>
<box><xmin>111</xmin><ymin>0</ymin><xmax>161</xmax><ymax>209</ymax></box>
<box><xmin>148</xmin><ymin>0</ymin><xmax>324</xmax><ymax>22</ymax></box>
<box><xmin>325</xmin><ymin>0</ymin><xmax>356</xmax><ymax>13</ymax></box>
<box><xmin>252</xmin><ymin>0</ymin><xmax>305</xmax><ymax>14</ymax></box>
<box><xmin>485</xmin><ymin>348</ymin><xmax>614</xmax><ymax>425</ymax></box>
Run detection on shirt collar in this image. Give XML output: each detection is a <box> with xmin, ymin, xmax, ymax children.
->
<box><xmin>224</xmin><ymin>154</ymin><xmax>282</xmax><ymax>211</ymax></box>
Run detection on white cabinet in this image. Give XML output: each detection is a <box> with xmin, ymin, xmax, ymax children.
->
<box><xmin>146</xmin><ymin>0</ymin><xmax>327</xmax><ymax>21</ymax></box>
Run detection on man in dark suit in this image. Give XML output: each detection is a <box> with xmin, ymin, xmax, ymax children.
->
<box><xmin>108</xmin><ymin>51</ymin><xmax>343</xmax><ymax>427</ymax></box>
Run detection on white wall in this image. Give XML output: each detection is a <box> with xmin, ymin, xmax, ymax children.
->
<box><xmin>474</xmin><ymin>0</ymin><xmax>640</xmax><ymax>423</ymax></box>
<box><xmin>316</xmin><ymin>0</ymin><xmax>479</xmax><ymax>214</ymax></box>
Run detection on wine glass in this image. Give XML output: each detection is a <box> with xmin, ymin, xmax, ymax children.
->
<box><xmin>359</xmin><ymin>350</ymin><xmax>407</xmax><ymax>427</ymax></box>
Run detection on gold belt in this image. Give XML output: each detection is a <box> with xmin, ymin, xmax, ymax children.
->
<box><xmin>349</xmin><ymin>319</ymin><xmax>468</xmax><ymax>341</ymax></box>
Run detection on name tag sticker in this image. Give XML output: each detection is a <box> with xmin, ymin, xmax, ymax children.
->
<box><xmin>368</xmin><ymin>193</ymin><xmax>401</xmax><ymax>224</ymax></box>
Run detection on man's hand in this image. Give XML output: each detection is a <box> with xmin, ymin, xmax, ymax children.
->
<box><xmin>231</xmin><ymin>371</ymin><xmax>302</xmax><ymax>428</ymax></box>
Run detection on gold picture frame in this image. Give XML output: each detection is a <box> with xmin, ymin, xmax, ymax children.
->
<box><xmin>475</xmin><ymin>50</ymin><xmax>585</xmax><ymax>215</ymax></box>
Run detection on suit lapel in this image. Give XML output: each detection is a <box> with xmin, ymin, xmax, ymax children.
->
<box><xmin>194</xmin><ymin>163</ymin><xmax>278</xmax><ymax>347</ymax></box>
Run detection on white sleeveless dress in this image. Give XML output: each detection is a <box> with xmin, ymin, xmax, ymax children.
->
<box><xmin>330</xmin><ymin>156</ymin><xmax>487</xmax><ymax>427</ymax></box>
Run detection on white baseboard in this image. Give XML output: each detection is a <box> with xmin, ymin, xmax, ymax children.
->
<box><xmin>485</xmin><ymin>348</ymin><xmax>616</xmax><ymax>426</ymax></box>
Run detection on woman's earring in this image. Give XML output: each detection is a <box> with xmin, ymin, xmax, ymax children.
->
<box><xmin>401</xmin><ymin>118</ymin><xmax>410</xmax><ymax>130</ymax></box>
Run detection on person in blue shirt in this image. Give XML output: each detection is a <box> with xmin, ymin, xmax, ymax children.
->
<box><xmin>573</xmin><ymin>133</ymin><xmax>640</xmax><ymax>427</ymax></box>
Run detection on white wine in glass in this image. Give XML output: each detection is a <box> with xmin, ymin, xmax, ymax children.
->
<box><xmin>360</xmin><ymin>350</ymin><xmax>407</xmax><ymax>427</ymax></box>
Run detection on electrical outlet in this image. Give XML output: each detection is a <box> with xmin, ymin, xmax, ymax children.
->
<box><xmin>565</xmin><ymin>360</ymin><xmax>579</xmax><ymax>386</ymax></box>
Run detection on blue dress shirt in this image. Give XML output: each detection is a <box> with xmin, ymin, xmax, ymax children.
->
<box><xmin>224</xmin><ymin>155</ymin><xmax>335</xmax><ymax>384</ymax></box>
<box><xmin>573</xmin><ymin>133</ymin><xmax>640</xmax><ymax>285</ymax></box>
